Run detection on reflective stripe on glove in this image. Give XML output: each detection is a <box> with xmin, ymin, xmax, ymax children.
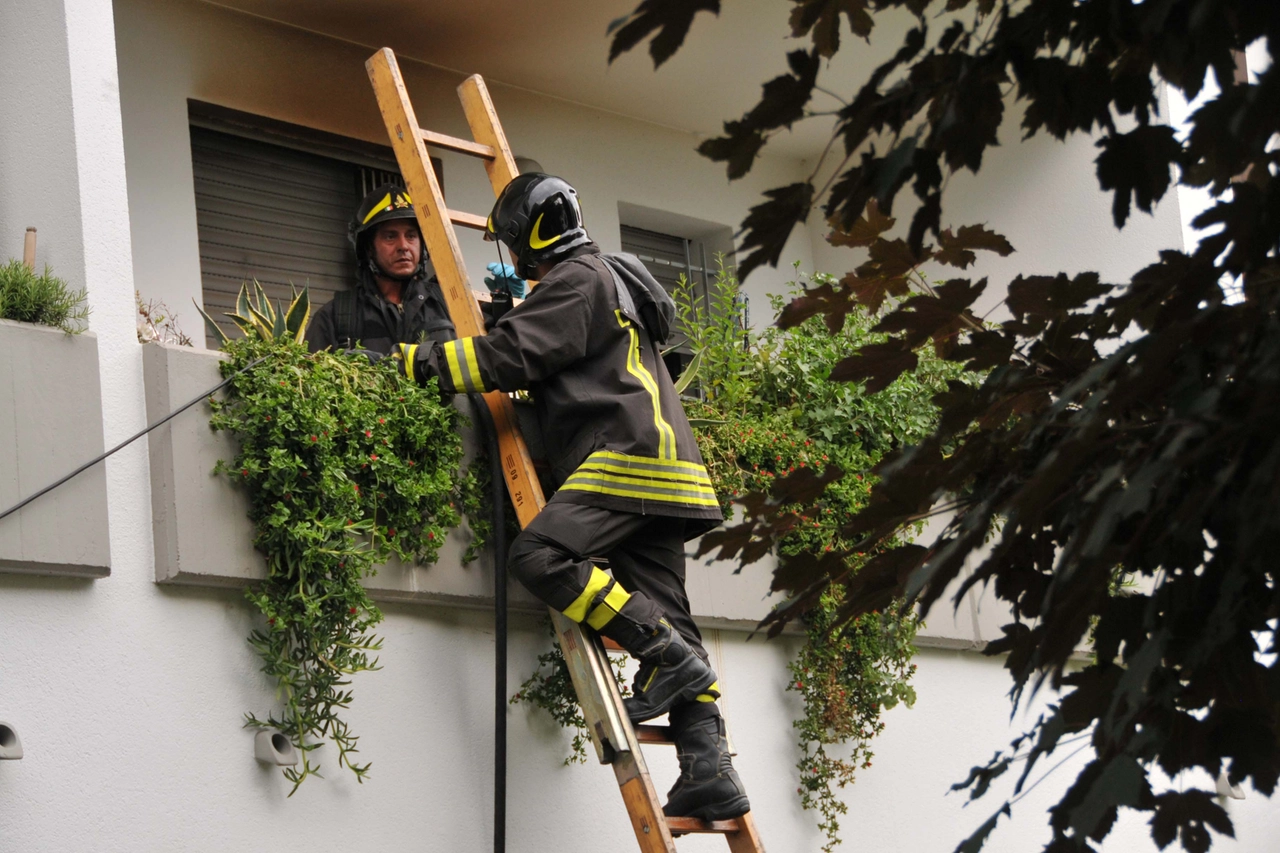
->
<box><xmin>484</xmin><ymin>262</ymin><xmax>527</xmax><ymax>299</ymax></box>
<box><xmin>393</xmin><ymin>343</ymin><xmax>423</xmax><ymax>384</ymax></box>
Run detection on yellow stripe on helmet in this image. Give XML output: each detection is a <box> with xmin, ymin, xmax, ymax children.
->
<box><xmin>362</xmin><ymin>193</ymin><xmax>393</xmax><ymax>225</ymax></box>
<box><xmin>528</xmin><ymin>212</ymin><xmax>563</xmax><ymax>250</ymax></box>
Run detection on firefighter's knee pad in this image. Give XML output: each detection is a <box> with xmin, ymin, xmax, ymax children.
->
<box><xmin>506</xmin><ymin>528</ymin><xmax>564</xmax><ymax>593</ymax></box>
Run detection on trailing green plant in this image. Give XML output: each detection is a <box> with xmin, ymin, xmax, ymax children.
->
<box><xmin>791</xmin><ymin>594</ymin><xmax>917</xmax><ymax>852</ymax></box>
<box><xmin>0</xmin><ymin>259</ymin><xmax>89</xmax><ymax>333</ymax></box>
<box><xmin>677</xmin><ymin>261</ymin><xmax>965</xmax><ymax>848</ymax></box>
<box><xmin>208</xmin><ymin>283</ymin><xmax>475</xmax><ymax>792</ymax></box>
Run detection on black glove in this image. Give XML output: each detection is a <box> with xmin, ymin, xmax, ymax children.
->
<box><xmin>342</xmin><ymin>348</ymin><xmax>386</xmax><ymax>364</ymax></box>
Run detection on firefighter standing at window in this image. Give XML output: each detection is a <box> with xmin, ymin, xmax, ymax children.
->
<box><xmin>396</xmin><ymin>173</ymin><xmax>751</xmax><ymax>821</ymax></box>
<box><xmin>306</xmin><ymin>184</ymin><xmax>524</xmax><ymax>354</ymax></box>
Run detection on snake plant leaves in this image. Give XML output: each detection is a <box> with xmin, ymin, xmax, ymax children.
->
<box><xmin>195</xmin><ymin>280</ymin><xmax>312</xmax><ymax>348</ymax></box>
<box><xmin>194</xmin><ymin>298</ymin><xmax>229</xmax><ymax>346</ymax></box>
<box><xmin>284</xmin><ymin>286</ymin><xmax>311</xmax><ymax>344</ymax></box>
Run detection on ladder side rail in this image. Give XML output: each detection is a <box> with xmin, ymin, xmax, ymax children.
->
<box><xmin>456</xmin><ymin>76</ymin><xmax>674</xmax><ymax>853</ymax></box>
<box><xmin>592</xmin><ymin>616</ymin><xmax>679</xmax><ymax>852</ymax></box>
<box><xmin>366</xmin><ymin>48</ymin><xmax>545</xmax><ymax>528</ymax></box>
<box><xmin>550</xmin><ymin>615</ymin><xmax>677</xmax><ymax>852</ymax></box>
<box><xmin>455</xmin><ymin>63</ymin><xmax>748</xmax><ymax>853</ymax></box>
<box><xmin>367</xmin><ymin>49</ymin><xmax>485</xmax><ymax>338</ymax></box>
<box><xmin>458</xmin><ymin>75</ymin><xmax>521</xmax><ymax>197</ymax></box>
<box><xmin>549</xmin><ymin>611</ymin><xmax>631</xmax><ymax>764</ymax></box>
<box><xmin>456</xmin><ymin>75</ymin><xmax>541</xmax><ymax>292</ymax></box>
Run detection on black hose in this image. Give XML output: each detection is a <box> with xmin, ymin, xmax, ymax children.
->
<box><xmin>470</xmin><ymin>394</ymin><xmax>507</xmax><ymax>853</ymax></box>
<box><xmin>0</xmin><ymin>356</ymin><xmax>266</xmax><ymax>524</ymax></box>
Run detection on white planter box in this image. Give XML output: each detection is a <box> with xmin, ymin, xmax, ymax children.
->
<box><xmin>0</xmin><ymin>319</ymin><xmax>110</xmax><ymax>577</ymax></box>
<box><xmin>140</xmin><ymin>342</ymin><xmax>788</xmax><ymax>627</ymax></box>
<box><xmin>142</xmin><ymin>342</ymin><xmax>542</xmax><ymax>610</ymax></box>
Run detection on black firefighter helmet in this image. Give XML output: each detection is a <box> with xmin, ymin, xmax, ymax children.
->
<box><xmin>485</xmin><ymin>173</ymin><xmax>590</xmax><ymax>279</ymax></box>
<box><xmin>349</xmin><ymin>184</ymin><xmax>425</xmax><ymax>280</ymax></box>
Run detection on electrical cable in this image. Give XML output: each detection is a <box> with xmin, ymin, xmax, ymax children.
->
<box><xmin>0</xmin><ymin>356</ymin><xmax>267</xmax><ymax>524</ymax></box>
<box><xmin>5</xmin><ymin>341</ymin><xmax>512</xmax><ymax>848</ymax></box>
<box><xmin>4</xmin><ymin>349</ymin><xmax>511</xmax><ymax>852</ymax></box>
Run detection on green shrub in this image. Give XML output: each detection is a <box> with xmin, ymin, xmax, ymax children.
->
<box><xmin>209</xmin><ymin>285</ymin><xmax>479</xmax><ymax>793</ymax></box>
<box><xmin>0</xmin><ymin>259</ymin><xmax>89</xmax><ymax>333</ymax></box>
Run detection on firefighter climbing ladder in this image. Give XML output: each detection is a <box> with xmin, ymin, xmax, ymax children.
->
<box><xmin>366</xmin><ymin>49</ymin><xmax>765</xmax><ymax>853</ymax></box>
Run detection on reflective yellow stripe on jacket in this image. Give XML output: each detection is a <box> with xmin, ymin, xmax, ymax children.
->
<box><xmin>442</xmin><ymin>338</ymin><xmax>487</xmax><ymax>393</ymax></box>
<box><xmin>615</xmin><ymin>310</ymin><xmax>676</xmax><ymax>461</ymax></box>
<box><xmin>560</xmin><ymin>450</ymin><xmax>719</xmax><ymax>508</ymax></box>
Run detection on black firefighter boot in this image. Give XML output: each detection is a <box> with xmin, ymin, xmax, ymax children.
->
<box><xmin>622</xmin><ymin>619</ymin><xmax>720</xmax><ymax>724</ymax></box>
<box><xmin>595</xmin><ymin>593</ymin><xmax>719</xmax><ymax>724</ymax></box>
<box><xmin>605</xmin><ymin>614</ymin><xmax>719</xmax><ymax>724</ymax></box>
<box><xmin>663</xmin><ymin>705</ymin><xmax>751</xmax><ymax>821</ymax></box>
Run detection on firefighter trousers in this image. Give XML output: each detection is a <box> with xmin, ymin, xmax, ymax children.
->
<box><xmin>508</xmin><ymin>500</ymin><xmax>708</xmax><ymax>662</ymax></box>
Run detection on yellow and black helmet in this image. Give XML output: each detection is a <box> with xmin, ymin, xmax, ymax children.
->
<box><xmin>349</xmin><ymin>184</ymin><xmax>418</xmax><ymax>260</ymax></box>
<box><xmin>485</xmin><ymin>173</ymin><xmax>589</xmax><ymax>279</ymax></box>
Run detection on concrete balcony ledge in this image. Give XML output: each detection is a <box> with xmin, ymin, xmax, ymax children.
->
<box><xmin>140</xmin><ymin>342</ymin><xmax>1007</xmax><ymax>646</ymax></box>
<box><xmin>140</xmin><ymin>343</ymin><xmax>767</xmax><ymax>623</ymax></box>
<box><xmin>142</xmin><ymin>342</ymin><xmax>788</xmax><ymax>624</ymax></box>
<box><xmin>142</xmin><ymin>341</ymin><xmax>543</xmax><ymax>611</ymax></box>
<box><xmin>0</xmin><ymin>319</ymin><xmax>111</xmax><ymax>577</ymax></box>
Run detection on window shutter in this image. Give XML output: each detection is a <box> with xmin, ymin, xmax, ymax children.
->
<box><xmin>620</xmin><ymin>225</ymin><xmax>702</xmax><ymax>295</ymax></box>
<box><xmin>190</xmin><ymin>126</ymin><xmax>360</xmax><ymax>346</ymax></box>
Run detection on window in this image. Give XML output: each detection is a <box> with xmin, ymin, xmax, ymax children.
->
<box><xmin>620</xmin><ymin>225</ymin><xmax>714</xmax><ymax>379</ymax></box>
<box><xmin>190</xmin><ymin>126</ymin><xmax>360</xmax><ymax>345</ymax></box>
<box><xmin>188</xmin><ymin>102</ymin><xmax>435</xmax><ymax>346</ymax></box>
<box><xmin>620</xmin><ymin>224</ymin><xmax>715</xmax><ymax>303</ymax></box>
<box><xmin>619</xmin><ymin>218</ymin><xmax>735</xmax><ymax>381</ymax></box>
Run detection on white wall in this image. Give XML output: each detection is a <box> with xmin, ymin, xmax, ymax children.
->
<box><xmin>0</xmin><ymin>2</ymin><xmax>81</xmax><ymax>280</ymax></box>
<box><xmin>1</xmin><ymin>2</ymin><xmax>1275</xmax><ymax>852</ymax></box>
<box><xmin>114</xmin><ymin>0</ymin><xmax>814</xmax><ymax>349</ymax></box>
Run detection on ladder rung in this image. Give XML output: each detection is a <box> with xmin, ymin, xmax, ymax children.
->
<box><xmin>665</xmin><ymin>817</ymin><xmax>742</xmax><ymax>835</ymax></box>
<box><xmin>419</xmin><ymin>128</ymin><xmax>495</xmax><ymax>159</ymax></box>
<box><xmin>449</xmin><ymin>209</ymin><xmax>488</xmax><ymax>231</ymax></box>
<box><xmin>635</xmin><ymin>725</ymin><xmax>673</xmax><ymax>745</ymax></box>
<box><xmin>601</xmin><ymin>637</ymin><xmax>624</xmax><ymax>652</ymax></box>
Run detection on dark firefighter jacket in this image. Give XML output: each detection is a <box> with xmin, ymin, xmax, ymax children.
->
<box><xmin>406</xmin><ymin>244</ymin><xmax>723</xmax><ymax>537</ymax></box>
<box><xmin>306</xmin><ymin>270</ymin><xmax>457</xmax><ymax>354</ymax></box>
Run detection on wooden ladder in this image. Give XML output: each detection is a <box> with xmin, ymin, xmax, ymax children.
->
<box><xmin>366</xmin><ymin>48</ymin><xmax>764</xmax><ymax>853</ymax></box>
